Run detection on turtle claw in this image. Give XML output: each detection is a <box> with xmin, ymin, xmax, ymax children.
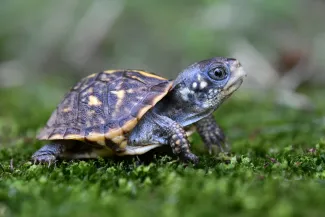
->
<box><xmin>32</xmin><ymin>143</ymin><xmax>62</xmax><ymax>166</ymax></box>
<box><xmin>206</xmin><ymin>141</ymin><xmax>231</xmax><ymax>154</ymax></box>
<box><xmin>203</xmin><ymin>128</ymin><xmax>230</xmax><ymax>154</ymax></box>
<box><xmin>195</xmin><ymin>115</ymin><xmax>231</xmax><ymax>154</ymax></box>
<box><xmin>32</xmin><ymin>154</ymin><xmax>57</xmax><ymax>166</ymax></box>
<box><xmin>180</xmin><ymin>152</ymin><xmax>199</xmax><ymax>165</ymax></box>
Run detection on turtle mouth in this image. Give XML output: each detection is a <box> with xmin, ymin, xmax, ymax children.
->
<box><xmin>223</xmin><ymin>66</ymin><xmax>246</xmax><ymax>94</ymax></box>
<box><xmin>225</xmin><ymin>78</ymin><xmax>244</xmax><ymax>93</ymax></box>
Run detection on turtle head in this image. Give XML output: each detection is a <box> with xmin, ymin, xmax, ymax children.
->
<box><xmin>172</xmin><ymin>57</ymin><xmax>246</xmax><ymax>111</ymax></box>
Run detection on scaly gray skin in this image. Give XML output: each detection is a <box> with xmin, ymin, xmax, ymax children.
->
<box><xmin>32</xmin><ymin>57</ymin><xmax>246</xmax><ymax>165</ymax></box>
<box><xmin>32</xmin><ymin>140</ymin><xmax>103</xmax><ymax>165</ymax></box>
<box><xmin>128</xmin><ymin>57</ymin><xmax>246</xmax><ymax>164</ymax></box>
<box><xmin>195</xmin><ymin>114</ymin><xmax>228</xmax><ymax>154</ymax></box>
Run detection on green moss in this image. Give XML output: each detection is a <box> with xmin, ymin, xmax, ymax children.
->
<box><xmin>0</xmin><ymin>86</ymin><xmax>325</xmax><ymax>217</ymax></box>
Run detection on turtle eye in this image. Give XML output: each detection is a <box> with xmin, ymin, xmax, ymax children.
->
<box><xmin>208</xmin><ymin>66</ymin><xmax>228</xmax><ymax>80</ymax></box>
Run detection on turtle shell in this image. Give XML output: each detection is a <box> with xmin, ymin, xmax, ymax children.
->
<box><xmin>37</xmin><ymin>70</ymin><xmax>173</xmax><ymax>148</ymax></box>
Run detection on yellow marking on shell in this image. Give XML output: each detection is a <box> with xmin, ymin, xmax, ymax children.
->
<box><xmin>132</xmin><ymin>81</ymin><xmax>173</xmax><ymax>120</ymax></box>
<box><xmin>105</xmin><ymin>128</ymin><xmax>123</xmax><ymax>139</ymax></box>
<box><xmin>135</xmin><ymin>70</ymin><xmax>167</xmax><ymax>80</ymax></box>
<box><xmin>63</xmin><ymin>107</ymin><xmax>72</xmax><ymax>112</ymax></box>
<box><xmin>64</xmin><ymin>134</ymin><xmax>84</xmax><ymax>140</ymax></box>
<box><xmin>137</xmin><ymin>105</ymin><xmax>153</xmax><ymax>119</ymax></box>
<box><xmin>150</xmin><ymin>81</ymin><xmax>173</xmax><ymax>106</ymax></box>
<box><xmin>151</xmin><ymin>94</ymin><xmax>165</xmax><ymax>105</ymax></box>
<box><xmin>120</xmin><ymin>141</ymin><xmax>127</xmax><ymax>149</ymax></box>
<box><xmin>87</xmin><ymin>73</ymin><xmax>97</xmax><ymax>78</ymax></box>
<box><xmin>49</xmin><ymin>134</ymin><xmax>63</xmax><ymax>140</ymax></box>
<box><xmin>88</xmin><ymin>95</ymin><xmax>102</xmax><ymax>106</ymax></box>
<box><xmin>112</xmin><ymin>135</ymin><xmax>125</xmax><ymax>144</ymax></box>
<box><xmin>110</xmin><ymin>90</ymin><xmax>125</xmax><ymax>118</ymax></box>
<box><xmin>104</xmin><ymin>70</ymin><xmax>118</xmax><ymax>74</ymax></box>
<box><xmin>175</xmin><ymin>139</ymin><xmax>181</xmax><ymax>145</ymax></box>
<box><xmin>111</xmin><ymin>90</ymin><xmax>125</xmax><ymax>99</ymax></box>
<box><xmin>37</xmin><ymin>134</ymin><xmax>48</xmax><ymax>140</ymax></box>
<box><xmin>126</xmin><ymin>89</ymin><xmax>135</xmax><ymax>93</ymax></box>
<box><xmin>88</xmin><ymin>87</ymin><xmax>94</xmax><ymax>93</ymax></box>
<box><xmin>129</xmin><ymin>75</ymin><xmax>146</xmax><ymax>84</ymax></box>
<box><xmin>121</xmin><ymin>118</ymin><xmax>138</xmax><ymax>133</ymax></box>
<box><xmin>86</xmin><ymin>133</ymin><xmax>106</xmax><ymax>146</ymax></box>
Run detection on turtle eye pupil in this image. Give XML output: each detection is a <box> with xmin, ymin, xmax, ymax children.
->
<box><xmin>214</xmin><ymin>68</ymin><xmax>224</xmax><ymax>78</ymax></box>
<box><xmin>208</xmin><ymin>66</ymin><xmax>228</xmax><ymax>80</ymax></box>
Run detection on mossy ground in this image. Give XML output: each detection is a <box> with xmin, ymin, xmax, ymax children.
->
<box><xmin>0</xmin><ymin>85</ymin><xmax>325</xmax><ymax>217</ymax></box>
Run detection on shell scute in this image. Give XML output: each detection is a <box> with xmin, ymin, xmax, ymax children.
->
<box><xmin>37</xmin><ymin>70</ymin><xmax>172</xmax><ymax>144</ymax></box>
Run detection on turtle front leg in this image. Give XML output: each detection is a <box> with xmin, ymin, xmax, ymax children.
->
<box><xmin>150</xmin><ymin>113</ymin><xmax>199</xmax><ymax>164</ymax></box>
<box><xmin>195</xmin><ymin>114</ymin><xmax>229</xmax><ymax>154</ymax></box>
<box><xmin>129</xmin><ymin>112</ymin><xmax>199</xmax><ymax>164</ymax></box>
<box><xmin>32</xmin><ymin>143</ymin><xmax>65</xmax><ymax>164</ymax></box>
<box><xmin>167</xmin><ymin>121</ymin><xmax>199</xmax><ymax>164</ymax></box>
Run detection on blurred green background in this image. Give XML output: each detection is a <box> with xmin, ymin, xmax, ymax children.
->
<box><xmin>1</xmin><ymin>0</ymin><xmax>325</xmax><ymax>86</ymax></box>
<box><xmin>1</xmin><ymin>1</ymin><xmax>325</xmax><ymax>217</ymax></box>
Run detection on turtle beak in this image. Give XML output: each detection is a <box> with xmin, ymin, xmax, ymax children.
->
<box><xmin>223</xmin><ymin>59</ymin><xmax>246</xmax><ymax>93</ymax></box>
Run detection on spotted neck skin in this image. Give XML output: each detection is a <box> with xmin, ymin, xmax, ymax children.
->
<box><xmin>153</xmin><ymin>57</ymin><xmax>246</xmax><ymax>127</ymax></box>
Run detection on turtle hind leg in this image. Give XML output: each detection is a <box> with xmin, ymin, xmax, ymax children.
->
<box><xmin>32</xmin><ymin>142</ymin><xmax>65</xmax><ymax>165</ymax></box>
<box><xmin>32</xmin><ymin>140</ymin><xmax>114</xmax><ymax>164</ymax></box>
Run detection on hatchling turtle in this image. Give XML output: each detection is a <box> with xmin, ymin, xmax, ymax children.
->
<box><xmin>33</xmin><ymin>57</ymin><xmax>246</xmax><ymax>164</ymax></box>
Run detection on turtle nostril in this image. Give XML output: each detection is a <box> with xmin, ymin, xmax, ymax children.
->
<box><xmin>227</xmin><ymin>58</ymin><xmax>241</xmax><ymax>68</ymax></box>
<box><xmin>227</xmin><ymin>58</ymin><xmax>237</xmax><ymax>61</ymax></box>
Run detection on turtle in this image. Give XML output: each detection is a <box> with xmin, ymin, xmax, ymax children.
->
<box><xmin>32</xmin><ymin>57</ymin><xmax>246</xmax><ymax>164</ymax></box>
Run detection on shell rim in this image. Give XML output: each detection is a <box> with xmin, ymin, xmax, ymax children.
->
<box><xmin>37</xmin><ymin>71</ymin><xmax>173</xmax><ymax>141</ymax></box>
